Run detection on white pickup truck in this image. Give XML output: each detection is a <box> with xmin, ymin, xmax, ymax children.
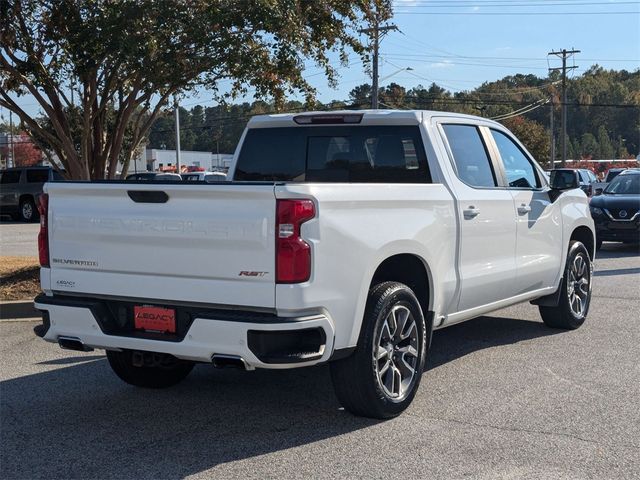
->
<box><xmin>34</xmin><ymin>110</ymin><xmax>595</xmax><ymax>419</ymax></box>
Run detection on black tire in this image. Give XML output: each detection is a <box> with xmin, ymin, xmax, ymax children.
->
<box><xmin>19</xmin><ymin>197</ymin><xmax>38</xmax><ymax>222</ymax></box>
<box><xmin>106</xmin><ymin>350</ymin><xmax>194</xmax><ymax>388</ymax></box>
<box><xmin>330</xmin><ymin>281</ymin><xmax>430</xmax><ymax>419</ymax></box>
<box><xmin>539</xmin><ymin>241</ymin><xmax>592</xmax><ymax>330</ymax></box>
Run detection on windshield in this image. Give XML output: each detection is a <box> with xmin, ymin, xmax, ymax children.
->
<box><xmin>604</xmin><ymin>174</ymin><xmax>640</xmax><ymax>195</ymax></box>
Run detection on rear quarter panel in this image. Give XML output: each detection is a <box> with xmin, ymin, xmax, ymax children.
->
<box><xmin>274</xmin><ymin>183</ymin><xmax>457</xmax><ymax>349</ymax></box>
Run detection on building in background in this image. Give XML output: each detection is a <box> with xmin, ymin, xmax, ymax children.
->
<box><xmin>130</xmin><ymin>149</ymin><xmax>233</xmax><ymax>173</ymax></box>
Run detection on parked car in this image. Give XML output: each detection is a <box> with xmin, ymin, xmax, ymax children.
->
<box><xmin>125</xmin><ymin>172</ymin><xmax>182</xmax><ymax>181</ymax></box>
<box><xmin>593</xmin><ymin>167</ymin><xmax>628</xmax><ymax>193</ymax></box>
<box><xmin>604</xmin><ymin>168</ymin><xmax>627</xmax><ymax>183</ymax></box>
<box><xmin>181</xmin><ymin>171</ymin><xmax>227</xmax><ymax>182</ymax></box>
<box><xmin>34</xmin><ymin>110</ymin><xmax>594</xmax><ymax>419</ymax></box>
<box><xmin>589</xmin><ymin>169</ymin><xmax>640</xmax><ymax>249</ymax></box>
<box><xmin>0</xmin><ymin>166</ymin><xmax>64</xmax><ymax>222</ymax></box>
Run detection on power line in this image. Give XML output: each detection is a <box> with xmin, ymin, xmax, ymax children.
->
<box><xmin>380</xmin><ymin>52</ymin><xmax>639</xmax><ymax>63</ymax></box>
<box><xmin>491</xmin><ymin>99</ymin><xmax>550</xmax><ymax>120</ymax></box>
<box><xmin>394</xmin><ymin>11</ymin><xmax>639</xmax><ymax>15</ymax></box>
<box><xmin>395</xmin><ymin>1</ymin><xmax>639</xmax><ymax>6</ymax></box>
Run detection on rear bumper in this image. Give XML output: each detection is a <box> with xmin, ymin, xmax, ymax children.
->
<box><xmin>34</xmin><ymin>294</ymin><xmax>335</xmax><ymax>369</ymax></box>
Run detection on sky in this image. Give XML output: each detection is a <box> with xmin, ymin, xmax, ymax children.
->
<box><xmin>305</xmin><ymin>0</ymin><xmax>640</xmax><ymax>104</ymax></box>
<box><xmin>2</xmin><ymin>0</ymin><xmax>639</xmax><ymax>119</ymax></box>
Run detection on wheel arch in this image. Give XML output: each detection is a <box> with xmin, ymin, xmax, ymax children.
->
<box><xmin>369</xmin><ymin>253</ymin><xmax>434</xmax><ymax>317</ymax></box>
<box><xmin>570</xmin><ymin>225</ymin><xmax>596</xmax><ymax>260</ymax></box>
<box><xmin>18</xmin><ymin>193</ymin><xmax>35</xmax><ymax>205</ymax></box>
<box><xmin>343</xmin><ymin>251</ymin><xmax>436</xmax><ymax>361</ymax></box>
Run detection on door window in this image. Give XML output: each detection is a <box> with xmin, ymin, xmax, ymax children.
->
<box><xmin>0</xmin><ymin>170</ymin><xmax>21</xmax><ymax>184</ymax></box>
<box><xmin>26</xmin><ymin>169</ymin><xmax>49</xmax><ymax>183</ymax></box>
<box><xmin>442</xmin><ymin>124</ymin><xmax>496</xmax><ymax>188</ymax></box>
<box><xmin>490</xmin><ymin>130</ymin><xmax>540</xmax><ymax>189</ymax></box>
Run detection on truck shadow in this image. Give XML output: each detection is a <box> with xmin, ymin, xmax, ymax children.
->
<box><xmin>428</xmin><ymin>315</ymin><xmax>558</xmax><ymax>370</ymax></box>
<box><xmin>1</xmin><ymin>315</ymin><xmax>557</xmax><ymax>479</ymax></box>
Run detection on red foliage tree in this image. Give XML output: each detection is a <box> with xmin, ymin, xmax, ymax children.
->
<box><xmin>0</xmin><ymin>133</ymin><xmax>42</xmax><ymax>167</ymax></box>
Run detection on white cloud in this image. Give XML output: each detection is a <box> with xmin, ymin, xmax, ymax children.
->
<box><xmin>429</xmin><ymin>60</ymin><xmax>454</xmax><ymax>69</ymax></box>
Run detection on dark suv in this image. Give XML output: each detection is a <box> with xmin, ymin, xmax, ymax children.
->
<box><xmin>0</xmin><ymin>167</ymin><xmax>64</xmax><ymax>222</ymax></box>
<box><xmin>589</xmin><ymin>169</ymin><xmax>640</xmax><ymax>249</ymax></box>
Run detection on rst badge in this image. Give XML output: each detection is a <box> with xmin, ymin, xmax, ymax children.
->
<box><xmin>238</xmin><ymin>271</ymin><xmax>268</xmax><ymax>277</ymax></box>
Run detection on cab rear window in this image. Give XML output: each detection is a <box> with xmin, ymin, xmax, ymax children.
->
<box><xmin>234</xmin><ymin>126</ymin><xmax>431</xmax><ymax>183</ymax></box>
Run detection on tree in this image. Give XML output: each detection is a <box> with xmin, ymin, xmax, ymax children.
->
<box><xmin>596</xmin><ymin>125</ymin><xmax>614</xmax><ymax>159</ymax></box>
<box><xmin>0</xmin><ymin>132</ymin><xmax>42</xmax><ymax>166</ymax></box>
<box><xmin>1</xmin><ymin>0</ymin><xmax>390</xmax><ymax>179</ymax></box>
<box><xmin>579</xmin><ymin>133</ymin><xmax>598</xmax><ymax>159</ymax></box>
<box><xmin>349</xmin><ymin>84</ymin><xmax>373</xmax><ymax>108</ymax></box>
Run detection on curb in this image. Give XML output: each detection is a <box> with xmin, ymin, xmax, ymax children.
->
<box><xmin>0</xmin><ymin>299</ymin><xmax>39</xmax><ymax>321</ymax></box>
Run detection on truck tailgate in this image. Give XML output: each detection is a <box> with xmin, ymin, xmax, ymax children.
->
<box><xmin>44</xmin><ymin>182</ymin><xmax>276</xmax><ymax>308</ymax></box>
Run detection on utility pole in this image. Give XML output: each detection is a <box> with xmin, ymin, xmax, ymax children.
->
<box><xmin>174</xmin><ymin>95</ymin><xmax>181</xmax><ymax>174</ymax></box>
<box><xmin>549</xmin><ymin>97</ymin><xmax>555</xmax><ymax>168</ymax></box>
<box><xmin>8</xmin><ymin>110</ymin><xmax>15</xmax><ymax>168</ymax></box>
<box><xmin>474</xmin><ymin>105</ymin><xmax>488</xmax><ymax>118</ymax></box>
<box><xmin>359</xmin><ymin>11</ymin><xmax>397</xmax><ymax>109</ymax></box>
<box><xmin>548</xmin><ymin>48</ymin><xmax>579</xmax><ymax>165</ymax></box>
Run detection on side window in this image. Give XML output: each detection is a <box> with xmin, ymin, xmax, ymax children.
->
<box><xmin>0</xmin><ymin>170</ymin><xmax>21</xmax><ymax>184</ymax></box>
<box><xmin>442</xmin><ymin>124</ymin><xmax>496</xmax><ymax>188</ymax></box>
<box><xmin>26</xmin><ymin>170</ymin><xmax>49</xmax><ymax>183</ymax></box>
<box><xmin>490</xmin><ymin>130</ymin><xmax>540</xmax><ymax>189</ymax></box>
<box><xmin>52</xmin><ymin>171</ymin><xmax>64</xmax><ymax>181</ymax></box>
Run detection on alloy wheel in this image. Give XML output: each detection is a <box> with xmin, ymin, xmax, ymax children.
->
<box><xmin>567</xmin><ymin>253</ymin><xmax>590</xmax><ymax>318</ymax></box>
<box><xmin>374</xmin><ymin>305</ymin><xmax>419</xmax><ymax>401</ymax></box>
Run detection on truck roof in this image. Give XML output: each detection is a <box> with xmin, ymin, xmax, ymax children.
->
<box><xmin>247</xmin><ymin>109</ymin><xmax>502</xmax><ymax>129</ymax></box>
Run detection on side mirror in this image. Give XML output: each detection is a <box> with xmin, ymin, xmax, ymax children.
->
<box><xmin>550</xmin><ymin>169</ymin><xmax>580</xmax><ymax>190</ymax></box>
<box><xmin>594</xmin><ymin>187</ymin><xmax>603</xmax><ymax>196</ymax></box>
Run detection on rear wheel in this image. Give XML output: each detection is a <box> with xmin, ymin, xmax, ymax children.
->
<box><xmin>330</xmin><ymin>281</ymin><xmax>429</xmax><ymax>419</ymax></box>
<box><xmin>539</xmin><ymin>241</ymin><xmax>592</xmax><ymax>330</ymax></box>
<box><xmin>106</xmin><ymin>350</ymin><xmax>194</xmax><ymax>388</ymax></box>
<box><xmin>19</xmin><ymin>197</ymin><xmax>38</xmax><ymax>222</ymax></box>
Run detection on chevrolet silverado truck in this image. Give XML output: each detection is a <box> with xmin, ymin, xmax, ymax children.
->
<box><xmin>34</xmin><ymin>110</ymin><xmax>595</xmax><ymax>419</ymax></box>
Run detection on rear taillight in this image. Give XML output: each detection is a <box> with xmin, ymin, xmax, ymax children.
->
<box><xmin>38</xmin><ymin>194</ymin><xmax>49</xmax><ymax>267</ymax></box>
<box><xmin>276</xmin><ymin>199</ymin><xmax>315</xmax><ymax>283</ymax></box>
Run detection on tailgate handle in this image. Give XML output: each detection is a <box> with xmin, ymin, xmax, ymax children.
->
<box><xmin>127</xmin><ymin>190</ymin><xmax>169</xmax><ymax>203</ymax></box>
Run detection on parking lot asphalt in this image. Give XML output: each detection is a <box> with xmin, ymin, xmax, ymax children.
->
<box><xmin>1</xmin><ymin>243</ymin><xmax>639</xmax><ymax>479</ymax></box>
<box><xmin>0</xmin><ymin>219</ymin><xmax>39</xmax><ymax>257</ymax></box>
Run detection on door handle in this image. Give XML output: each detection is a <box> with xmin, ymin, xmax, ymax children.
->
<box><xmin>463</xmin><ymin>206</ymin><xmax>480</xmax><ymax>219</ymax></box>
<box><xmin>517</xmin><ymin>204</ymin><xmax>532</xmax><ymax>215</ymax></box>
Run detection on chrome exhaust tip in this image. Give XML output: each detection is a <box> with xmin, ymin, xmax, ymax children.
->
<box><xmin>57</xmin><ymin>336</ymin><xmax>94</xmax><ymax>352</ymax></box>
<box><xmin>211</xmin><ymin>354</ymin><xmax>252</xmax><ymax>370</ymax></box>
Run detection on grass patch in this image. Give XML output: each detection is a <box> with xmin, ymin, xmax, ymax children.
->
<box><xmin>0</xmin><ymin>256</ymin><xmax>40</xmax><ymax>301</ymax></box>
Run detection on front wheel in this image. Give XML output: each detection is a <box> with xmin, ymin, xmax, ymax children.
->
<box><xmin>539</xmin><ymin>241</ymin><xmax>592</xmax><ymax>330</ymax></box>
<box><xmin>330</xmin><ymin>281</ymin><xmax>429</xmax><ymax>419</ymax></box>
<box><xmin>106</xmin><ymin>350</ymin><xmax>194</xmax><ymax>388</ymax></box>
